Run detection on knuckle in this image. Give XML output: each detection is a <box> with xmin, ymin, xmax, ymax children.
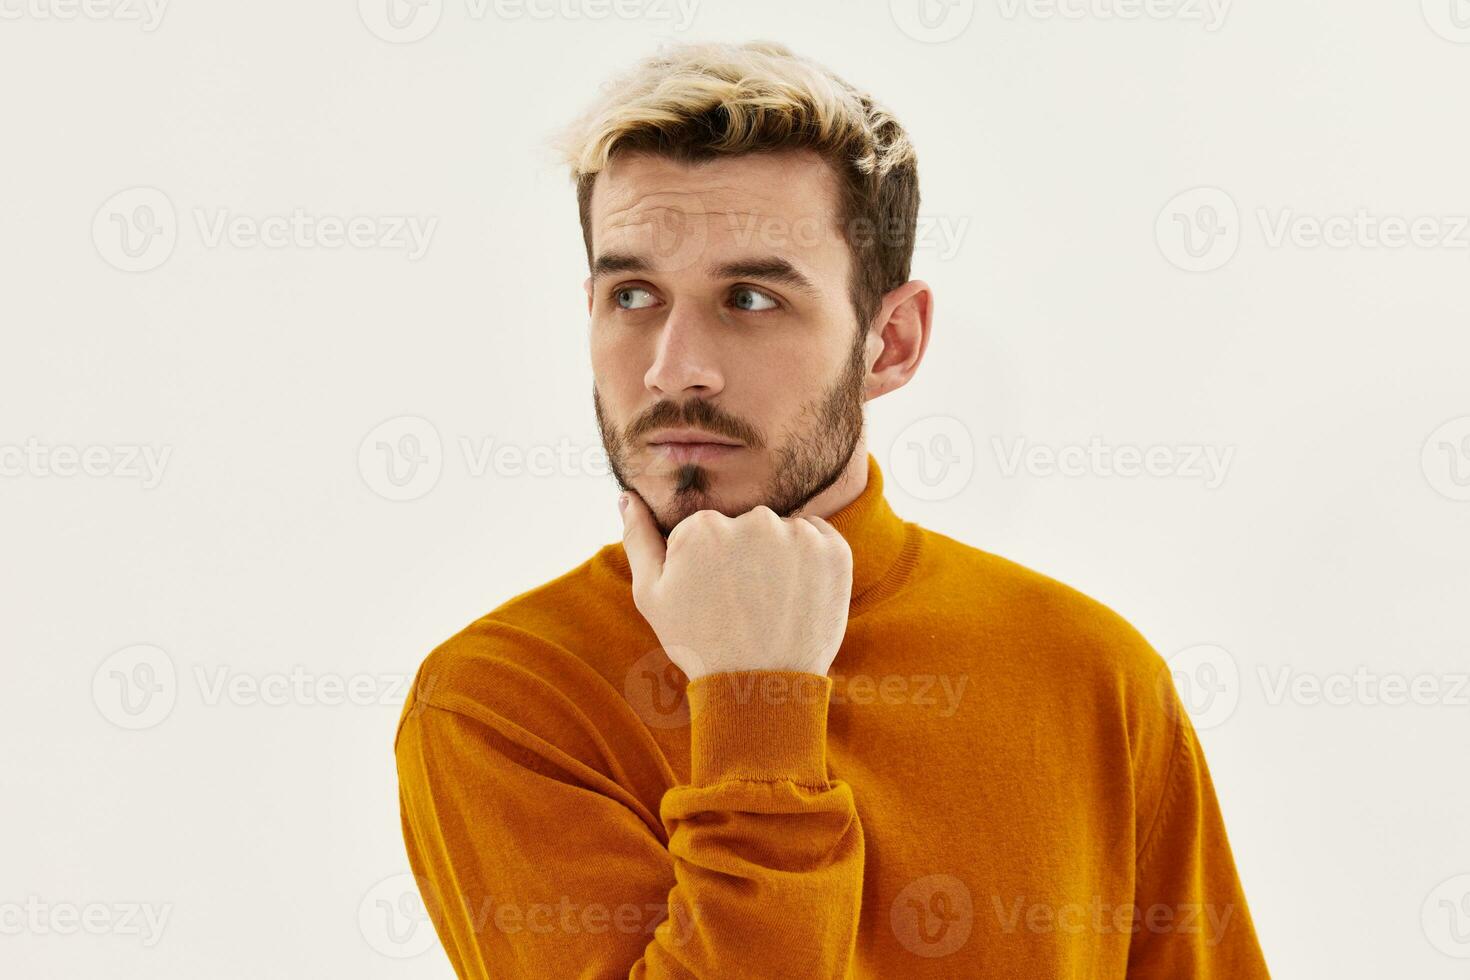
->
<box><xmin>691</xmin><ymin>511</ymin><xmax>722</xmax><ymax>535</ymax></box>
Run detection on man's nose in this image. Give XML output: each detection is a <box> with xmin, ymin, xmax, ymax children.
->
<box><xmin>644</xmin><ymin>304</ymin><xmax>725</xmax><ymax>398</ymax></box>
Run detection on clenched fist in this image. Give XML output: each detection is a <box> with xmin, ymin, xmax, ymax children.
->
<box><xmin>619</xmin><ymin>490</ymin><xmax>854</xmax><ymax>682</ymax></box>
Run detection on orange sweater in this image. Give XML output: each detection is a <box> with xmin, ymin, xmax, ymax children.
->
<box><xmin>394</xmin><ymin>451</ymin><xmax>1271</xmax><ymax>978</ymax></box>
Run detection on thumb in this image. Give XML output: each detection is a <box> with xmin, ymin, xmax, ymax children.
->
<box><xmin>619</xmin><ymin>489</ymin><xmax>666</xmax><ymax>588</ymax></box>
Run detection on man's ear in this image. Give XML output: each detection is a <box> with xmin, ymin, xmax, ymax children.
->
<box><xmin>583</xmin><ymin>276</ymin><xmax>593</xmax><ymax>315</ymax></box>
<box><xmin>865</xmin><ymin>279</ymin><xmax>933</xmax><ymax>400</ymax></box>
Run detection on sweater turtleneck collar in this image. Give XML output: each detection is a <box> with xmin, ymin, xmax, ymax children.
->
<box><xmin>600</xmin><ymin>451</ymin><xmax>919</xmax><ymax>612</ymax></box>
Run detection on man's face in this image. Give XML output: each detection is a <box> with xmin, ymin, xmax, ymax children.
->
<box><xmin>587</xmin><ymin>148</ymin><xmax>875</xmax><ymax>536</ymax></box>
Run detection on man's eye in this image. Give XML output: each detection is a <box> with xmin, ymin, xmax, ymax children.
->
<box><xmin>731</xmin><ymin>286</ymin><xmax>779</xmax><ymax>312</ymax></box>
<box><xmin>614</xmin><ymin>287</ymin><xmax>656</xmax><ymax>310</ymax></box>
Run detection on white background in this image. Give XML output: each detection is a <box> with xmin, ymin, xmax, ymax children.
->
<box><xmin>2</xmin><ymin>0</ymin><xmax>1468</xmax><ymax>976</ymax></box>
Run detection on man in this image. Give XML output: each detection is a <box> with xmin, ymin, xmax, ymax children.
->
<box><xmin>394</xmin><ymin>39</ymin><xmax>1271</xmax><ymax>978</ymax></box>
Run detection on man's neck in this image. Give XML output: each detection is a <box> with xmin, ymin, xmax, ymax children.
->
<box><xmin>791</xmin><ymin>440</ymin><xmax>870</xmax><ymax>522</ymax></box>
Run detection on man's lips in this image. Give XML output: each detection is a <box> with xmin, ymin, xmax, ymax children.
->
<box><xmin>647</xmin><ymin>441</ymin><xmax>744</xmax><ymax>463</ymax></box>
<box><xmin>644</xmin><ymin>428</ymin><xmax>742</xmax><ymax>447</ymax></box>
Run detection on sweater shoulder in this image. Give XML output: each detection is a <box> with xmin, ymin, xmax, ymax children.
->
<box><xmin>395</xmin><ymin>548</ymin><xmax>639</xmax><ymax>739</ymax></box>
<box><xmin>910</xmin><ymin>525</ymin><xmax>1184</xmax><ymax>809</ymax></box>
<box><xmin>911</xmin><ymin>523</ymin><xmax>1169</xmax><ymax>685</ymax></box>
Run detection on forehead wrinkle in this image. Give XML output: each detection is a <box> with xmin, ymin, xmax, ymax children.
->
<box><xmin>598</xmin><ymin>176</ymin><xmax>829</xmax><ymax>225</ymax></box>
<box><xmin>591</xmin><ymin>172</ymin><xmax>847</xmax><ymax>289</ymax></box>
<box><xmin>598</xmin><ymin>202</ymin><xmax>841</xmax><ymax>254</ymax></box>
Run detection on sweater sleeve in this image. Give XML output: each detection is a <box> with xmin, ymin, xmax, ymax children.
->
<box><xmin>1125</xmin><ymin>684</ymin><xmax>1271</xmax><ymax>979</ymax></box>
<box><xmin>394</xmin><ymin>666</ymin><xmax>865</xmax><ymax>980</ymax></box>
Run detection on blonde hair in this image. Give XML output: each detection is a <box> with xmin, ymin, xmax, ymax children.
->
<box><xmin>551</xmin><ymin>39</ymin><xmax>920</xmax><ymax>332</ymax></box>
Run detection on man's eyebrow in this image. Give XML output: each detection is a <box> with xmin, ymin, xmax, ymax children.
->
<box><xmin>591</xmin><ymin>252</ymin><xmax>821</xmax><ymax>297</ymax></box>
<box><xmin>711</xmin><ymin>257</ymin><xmax>821</xmax><ymax>297</ymax></box>
<box><xmin>591</xmin><ymin>251</ymin><xmax>648</xmax><ymax>280</ymax></box>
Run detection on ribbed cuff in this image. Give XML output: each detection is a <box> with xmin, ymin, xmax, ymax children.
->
<box><xmin>686</xmin><ymin>670</ymin><xmax>833</xmax><ymax>789</ymax></box>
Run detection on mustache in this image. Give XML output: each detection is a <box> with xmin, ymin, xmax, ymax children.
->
<box><xmin>629</xmin><ymin>402</ymin><xmax>762</xmax><ymax>448</ymax></box>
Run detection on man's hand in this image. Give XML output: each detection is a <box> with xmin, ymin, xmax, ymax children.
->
<box><xmin>619</xmin><ymin>489</ymin><xmax>854</xmax><ymax>682</ymax></box>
